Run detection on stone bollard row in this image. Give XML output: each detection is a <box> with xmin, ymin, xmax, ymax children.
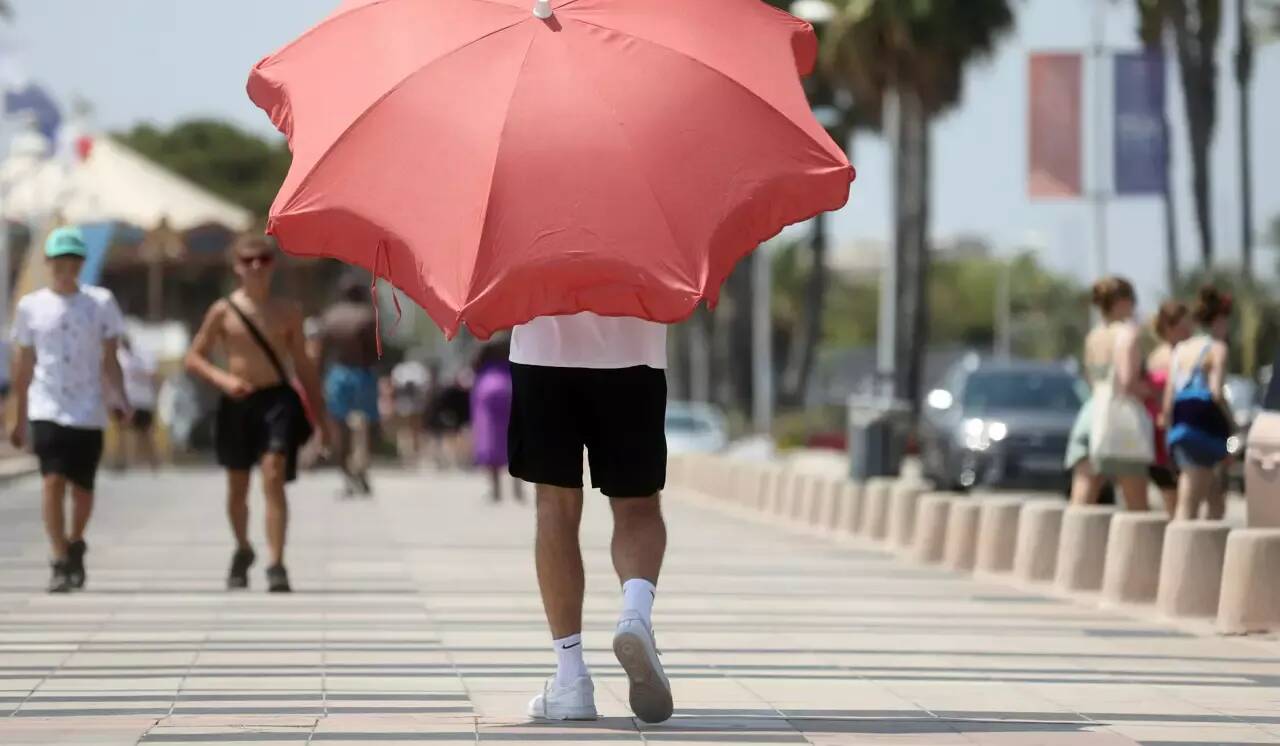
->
<box><xmin>672</xmin><ymin>455</ymin><xmax>1280</xmax><ymax>635</ymax></box>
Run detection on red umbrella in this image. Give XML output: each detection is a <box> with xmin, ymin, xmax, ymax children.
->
<box><xmin>249</xmin><ymin>0</ymin><xmax>854</xmax><ymax>339</ymax></box>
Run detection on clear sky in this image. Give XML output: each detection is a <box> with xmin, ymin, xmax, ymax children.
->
<box><xmin>5</xmin><ymin>0</ymin><xmax>1279</xmax><ymax>311</ymax></box>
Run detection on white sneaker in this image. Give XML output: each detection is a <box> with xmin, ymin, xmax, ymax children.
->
<box><xmin>613</xmin><ymin>612</ymin><xmax>674</xmax><ymax>723</ymax></box>
<box><xmin>528</xmin><ymin>675</ymin><xmax>599</xmax><ymax>721</ymax></box>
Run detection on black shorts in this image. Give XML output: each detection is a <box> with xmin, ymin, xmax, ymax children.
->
<box><xmin>1149</xmin><ymin>464</ymin><xmax>1178</xmax><ymax>490</ymax></box>
<box><xmin>130</xmin><ymin>410</ymin><xmax>155</xmax><ymax>431</ymax></box>
<box><xmin>31</xmin><ymin>421</ymin><xmax>104</xmax><ymax>492</ymax></box>
<box><xmin>216</xmin><ymin>385</ymin><xmax>305</xmax><ymax>482</ymax></box>
<box><xmin>508</xmin><ymin>364</ymin><xmax>667</xmax><ymax>498</ymax></box>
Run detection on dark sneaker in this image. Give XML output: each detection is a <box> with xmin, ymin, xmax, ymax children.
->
<box><xmin>266</xmin><ymin>564</ymin><xmax>292</xmax><ymax>593</ymax></box>
<box><xmin>66</xmin><ymin>540</ymin><xmax>87</xmax><ymax>590</ymax></box>
<box><xmin>227</xmin><ymin>546</ymin><xmax>256</xmax><ymax>590</ymax></box>
<box><xmin>48</xmin><ymin>561</ymin><xmax>72</xmax><ymax>594</ymax></box>
<box><xmin>356</xmin><ymin>472</ymin><xmax>373</xmax><ymax>497</ymax></box>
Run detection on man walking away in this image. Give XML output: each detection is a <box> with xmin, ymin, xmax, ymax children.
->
<box><xmin>184</xmin><ymin>236</ymin><xmax>326</xmax><ymax>592</ymax></box>
<box><xmin>318</xmin><ymin>276</ymin><xmax>380</xmax><ymax>497</ymax></box>
<box><xmin>510</xmin><ymin>312</ymin><xmax>672</xmax><ymax>724</ymax></box>
<box><xmin>8</xmin><ymin>227</ymin><xmax>129</xmax><ymax>593</ymax></box>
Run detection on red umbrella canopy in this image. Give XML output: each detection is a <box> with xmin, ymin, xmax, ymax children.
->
<box><xmin>250</xmin><ymin>0</ymin><xmax>854</xmax><ymax>339</ymax></box>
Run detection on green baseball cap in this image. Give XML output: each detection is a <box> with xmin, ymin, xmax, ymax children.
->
<box><xmin>45</xmin><ymin>227</ymin><xmax>88</xmax><ymax>259</ymax></box>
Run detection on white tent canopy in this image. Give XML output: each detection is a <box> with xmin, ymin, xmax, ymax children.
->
<box><xmin>2</xmin><ymin>130</ymin><xmax>253</xmax><ymax>232</ymax></box>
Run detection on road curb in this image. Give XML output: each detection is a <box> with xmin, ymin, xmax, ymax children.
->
<box><xmin>0</xmin><ymin>456</ymin><xmax>38</xmax><ymax>486</ymax></box>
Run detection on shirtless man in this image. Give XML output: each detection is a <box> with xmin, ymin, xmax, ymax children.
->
<box><xmin>184</xmin><ymin>236</ymin><xmax>326</xmax><ymax>592</ymax></box>
<box><xmin>317</xmin><ymin>276</ymin><xmax>380</xmax><ymax>497</ymax></box>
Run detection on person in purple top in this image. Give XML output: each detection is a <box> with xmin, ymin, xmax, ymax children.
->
<box><xmin>471</xmin><ymin>338</ymin><xmax>523</xmax><ymax>503</ymax></box>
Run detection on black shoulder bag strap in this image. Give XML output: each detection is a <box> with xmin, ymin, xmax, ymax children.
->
<box><xmin>225</xmin><ymin>297</ymin><xmax>289</xmax><ymax>385</ymax></box>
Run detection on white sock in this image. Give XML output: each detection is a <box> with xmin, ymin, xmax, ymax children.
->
<box><xmin>621</xmin><ymin>578</ymin><xmax>656</xmax><ymax>625</ymax></box>
<box><xmin>553</xmin><ymin>633</ymin><xmax>587</xmax><ymax>686</ymax></box>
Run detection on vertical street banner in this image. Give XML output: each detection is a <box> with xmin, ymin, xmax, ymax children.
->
<box><xmin>1028</xmin><ymin>53</ymin><xmax>1084</xmax><ymax>199</ymax></box>
<box><xmin>1114</xmin><ymin>51</ymin><xmax>1168</xmax><ymax>195</ymax></box>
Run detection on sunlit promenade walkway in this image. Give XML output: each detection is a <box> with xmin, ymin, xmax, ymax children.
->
<box><xmin>0</xmin><ymin>467</ymin><xmax>1277</xmax><ymax>745</ymax></box>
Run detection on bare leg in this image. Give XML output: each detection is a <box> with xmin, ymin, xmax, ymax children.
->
<box><xmin>535</xmin><ymin>485</ymin><xmax>585</xmax><ymax>639</ymax></box>
<box><xmin>1116</xmin><ymin>474</ymin><xmax>1150</xmax><ymax>512</ymax></box>
<box><xmin>227</xmin><ymin>470</ymin><xmax>252</xmax><ymax>550</ymax></box>
<box><xmin>1160</xmin><ymin>487</ymin><xmax>1178</xmax><ymax>519</ymax></box>
<box><xmin>348</xmin><ymin>412</ymin><xmax>370</xmax><ymax>479</ymax></box>
<box><xmin>137</xmin><ymin>428</ymin><xmax>159</xmax><ymax>471</ymax></box>
<box><xmin>609</xmin><ymin>496</ymin><xmax>667</xmax><ymax>585</ymax></box>
<box><xmin>261</xmin><ymin>454</ymin><xmax>289</xmax><ymax>567</ymax></box>
<box><xmin>1070</xmin><ymin>462</ymin><xmax>1103</xmax><ymax>506</ymax></box>
<box><xmin>68</xmin><ymin>486</ymin><xmax>94</xmax><ymax>543</ymax></box>
<box><xmin>42</xmin><ymin>474</ymin><xmax>69</xmax><ymax>560</ymax></box>
<box><xmin>488</xmin><ymin>467</ymin><xmax>502</xmax><ymax>502</ymax></box>
<box><xmin>1176</xmin><ymin>467</ymin><xmax>1213</xmax><ymax>520</ymax></box>
<box><xmin>1206</xmin><ymin>466</ymin><xmax>1227</xmax><ymax>520</ymax></box>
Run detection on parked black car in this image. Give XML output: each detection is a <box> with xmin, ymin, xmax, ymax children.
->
<box><xmin>921</xmin><ymin>357</ymin><xmax>1086</xmax><ymax>492</ymax></box>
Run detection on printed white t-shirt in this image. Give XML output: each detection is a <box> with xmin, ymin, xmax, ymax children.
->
<box><xmin>510</xmin><ymin>312</ymin><xmax>667</xmax><ymax>370</ymax></box>
<box><xmin>10</xmin><ymin>286</ymin><xmax>125</xmax><ymax>429</ymax></box>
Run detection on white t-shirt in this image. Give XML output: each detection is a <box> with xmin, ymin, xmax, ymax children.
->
<box><xmin>119</xmin><ymin>346</ymin><xmax>158</xmax><ymax>411</ymax></box>
<box><xmin>510</xmin><ymin>312</ymin><xmax>667</xmax><ymax>370</ymax></box>
<box><xmin>10</xmin><ymin>286</ymin><xmax>125</xmax><ymax>429</ymax></box>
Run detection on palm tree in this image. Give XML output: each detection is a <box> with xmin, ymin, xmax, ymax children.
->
<box><xmin>1234</xmin><ymin>0</ymin><xmax>1280</xmax><ymax>282</ymax></box>
<box><xmin>821</xmin><ymin>0</ymin><xmax>1016</xmax><ymax>418</ymax></box>
<box><xmin>1136</xmin><ymin>0</ymin><xmax>1222</xmax><ymax>268</ymax></box>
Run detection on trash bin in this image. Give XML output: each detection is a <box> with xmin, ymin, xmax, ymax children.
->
<box><xmin>1246</xmin><ymin>411</ymin><xmax>1280</xmax><ymax>527</ymax></box>
<box><xmin>847</xmin><ymin>396</ymin><xmax>910</xmax><ymax>482</ymax></box>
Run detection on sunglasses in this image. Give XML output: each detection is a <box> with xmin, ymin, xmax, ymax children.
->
<box><xmin>236</xmin><ymin>253</ymin><xmax>276</xmax><ymax>268</ymax></box>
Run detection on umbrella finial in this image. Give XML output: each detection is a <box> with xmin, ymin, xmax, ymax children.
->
<box><xmin>533</xmin><ymin>0</ymin><xmax>552</xmax><ymax>19</ymax></box>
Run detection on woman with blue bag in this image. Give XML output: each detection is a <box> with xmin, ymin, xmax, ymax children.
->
<box><xmin>1163</xmin><ymin>286</ymin><xmax>1234</xmax><ymax>520</ymax></box>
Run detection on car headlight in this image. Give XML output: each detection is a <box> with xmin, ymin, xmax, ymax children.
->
<box><xmin>961</xmin><ymin>419</ymin><xmax>1008</xmax><ymax>451</ymax></box>
<box><xmin>1227</xmin><ymin>435</ymin><xmax>1242</xmax><ymax>455</ymax></box>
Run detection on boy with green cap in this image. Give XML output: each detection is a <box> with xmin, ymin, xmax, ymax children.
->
<box><xmin>7</xmin><ymin>227</ymin><xmax>129</xmax><ymax>593</ymax></box>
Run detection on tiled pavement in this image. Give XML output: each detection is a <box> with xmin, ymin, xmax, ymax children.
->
<box><xmin>0</xmin><ymin>467</ymin><xmax>1278</xmax><ymax>745</ymax></box>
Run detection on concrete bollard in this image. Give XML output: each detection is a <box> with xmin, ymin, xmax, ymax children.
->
<box><xmin>1157</xmin><ymin>520</ymin><xmax>1230</xmax><ymax>619</ymax></box>
<box><xmin>808</xmin><ymin>478</ymin><xmax>837</xmax><ymax>528</ymax></box>
<box><xmin>754</xmin><ymin>467</ymin><xmax>780</xmax><ymax>512</ymax></box>
<box><xmin>1217</xmin><ymin>529</ymin><xmax>1280</xmax><ymax>634</ymax></box>
<box><xmin>888</xmin><ymin>482</ymin><xmax>928</xmax><ymax>549</ymax></box>
<box><xmin>768</xmin><ymin>470</ymin><xmax>792</xmax><ymax>516</ymax></box>
<box><xmin>860</xmin><ymin>478</ymin><xmax>894</xmax><ymax>541</ymax></box>
<box><xmin>943</xmin><ymin>500</ymin><xmax>981</xmax><ymax>572</ymax></box>
<box><xmin>912</xmin><ymin>494</ymin><xmax>956</xmax><ymax>564</ymax></box>
<box><xmin>1054</xmin><ymin>505</ymin><xmax>1117</xmax><ymax>593</ymax></box>
<box><xmin>975</xmin><ymin>498</ymin><xmax>1023</xmax><ymax>574</ymax></box>
<box><xmin>786</xmin><ymin>474</ymin><xmax>811</xmax><ymax>522</ymax></box>
<box><xmin>833</xmin><ymin>481</ymin><xmax>864</xmax><ymax>535</ymax></box>
<box><xmin>1101</xmin><ymin>512</ymin><xmax>1169</xmax><ymax>604</ymax></box>
<box><xmin>1013</xmin><ymin>501</ymin><xmax>1065</xmax><ymax>583</ymax></box>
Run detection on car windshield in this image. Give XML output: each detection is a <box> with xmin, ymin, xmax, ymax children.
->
<box><xmin>1225</xmin><ymin>378</ymin><xmax>1257</xmax><ymax>408</ymax></box>
<box><xmin>961</xmin><ymin>371</ymin><xmax>1083</xmax><ymax>414</ymax></box>
<box><xmin>666</xmin><ymin>412</ymin><xmax>713</xmax><ymax>434</ymax></box>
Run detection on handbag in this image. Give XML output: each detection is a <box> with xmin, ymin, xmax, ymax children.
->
<box><xmin>225</xmin><ymin>298</ymin><xmax>316</xmax><ymax>447</ymax></box>
<box><xmin>1090</xmin><ymin>328</ymin><xmax>1155</xmax><ymax>469</ymax></box>
<box><xmin>1168</xmin><ymin>340</ymin><xmax>1230</xmax><ymax>463</ymax></box>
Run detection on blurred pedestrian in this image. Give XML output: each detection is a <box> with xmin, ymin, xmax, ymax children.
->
<box><xmin>115</xmin><ymin>336</ymin><xmax>162</xmax><ymax>471</ymax></box>
<box><xmin>184</xmin><ymin>236</ymin><xmax>326</xmax><ymax>593</ymax></box>
<box><xmin>424</xmin><ymin>368</ymin><xmax>471</xmax><ymax>470</ymax></box>
<box><xmin>390</xmin><ymin>359</ymin><xmax>430</xmax><ymax>465</ymax></box>
<box><xmin>318</xmin><ymin>276</ymin><xmax>380</xmax><ymax>498</ymax></box>
<box><xmin>471</xmin><ymin>338</ymin><xmax>522</xmax><ymax>503</ymax></box>
<box><xmin>1065</xmin><ymin>277</ymin><xmax>1152</xmax><ymax>511</ymax></box>
<box><xmin>7</xmin><ymin>227</ymin><xmax>129</xmax><ymax>593</ymax></box>
<box><xmin>510</xmin><ymin>312</ymin><xmax>672</xmax><ymax>724</ymax></box>
<box><xmin>1164</xmin><ymin>285</ymin><xmax>1234</xmax><ymax>521</ymax></box>
<box><xmin>1146</xmin><ymin>301</ymin><xmax>1193</xmax><ymax>516</ymax></box>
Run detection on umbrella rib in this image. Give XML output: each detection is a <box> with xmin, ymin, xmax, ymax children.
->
<box><xmin>564</xmin><ymin>46</ymin><xmax>688</xmax><ymax>279</ymax></box>
<box><xmin>464</xmin><ymin>32</ymin><xmax>539</xmax><ymax>316</ymax></box>
<box><xmin>568</xmin><ymin>17</ymin><xmax>846</xmax><ymax>165</ymax></box>
<box><xmin>278</xmin><ymin>17</ymin><xmax>532</xmax><ymax>218</ymax></box>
